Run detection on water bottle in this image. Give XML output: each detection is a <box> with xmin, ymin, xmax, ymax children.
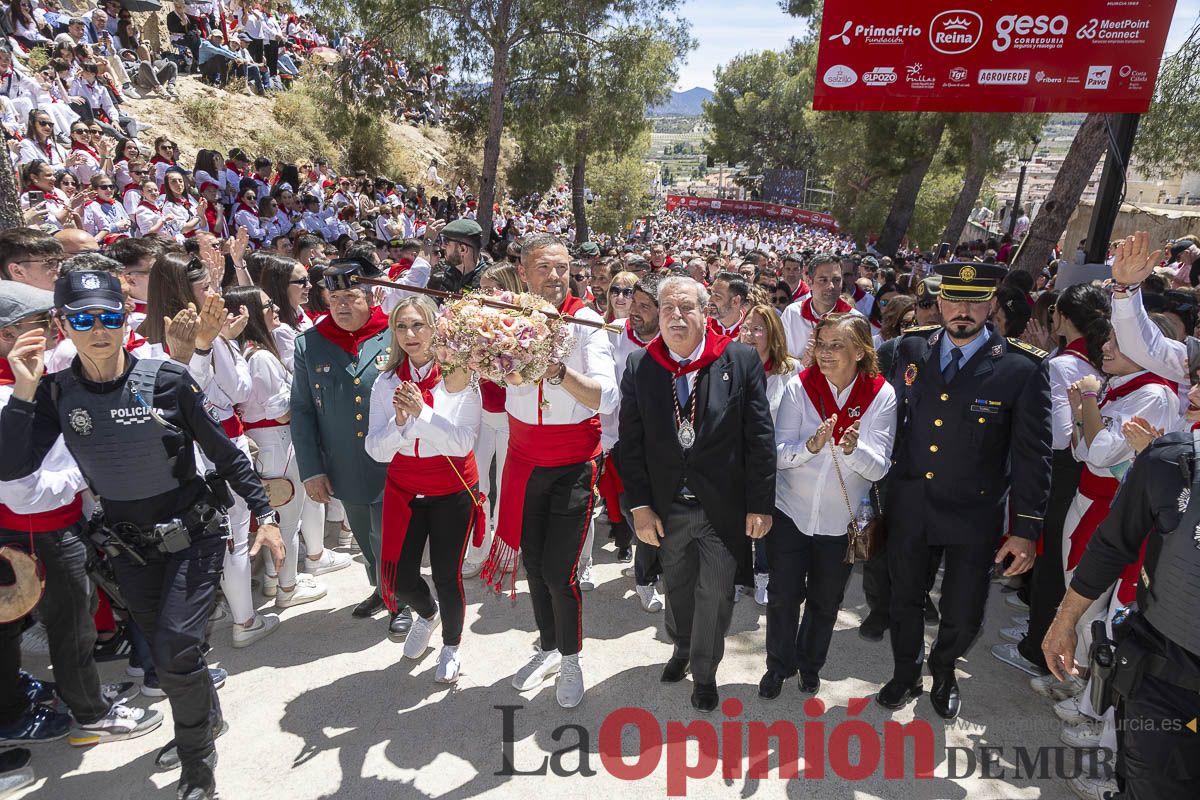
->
<box><xmin>856</xmin><ymin>497</ymin><xmax>874</xmax><ymax>528</ymax></box>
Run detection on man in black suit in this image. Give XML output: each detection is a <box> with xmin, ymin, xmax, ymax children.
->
<box><xmin>619</xmin><ymin>276</ymin><xmax>776</xmax><ymax>712</ymax></box>
<box><xmin>877</xmin><ymin>262</ymin><xmax>1052</xmax><ymax>719</ymax></box>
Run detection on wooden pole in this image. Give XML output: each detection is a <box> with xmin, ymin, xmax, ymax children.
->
<box><xmin>352</xmin><ymin>275</ymin><xmax>624</xmax><ymax>333</ymax></box>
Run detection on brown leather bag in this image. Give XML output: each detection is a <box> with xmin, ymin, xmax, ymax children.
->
<box><xmin>827</xmin><ymin>441</ymin><xmax>886</xmax><ymax>565</ymax></box>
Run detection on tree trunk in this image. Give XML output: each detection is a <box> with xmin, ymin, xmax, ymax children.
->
<box><xmin>1012</xmin><ymin>113</ymin><xmax>1108</xmax><ymax>274</ymax></box>
<box><xmin>571</xmin><ymin>127</ymin><xmax>588</xmax><ymax>244</ymax></box>
<box><xmin>874</xmin><ymin>117</ymin><xmax>947</xmax><ymax>256</ymax></box>
<box><xmin>477</xmin><ymin>31</ymin><xmax>511</xmax><ymax>251</ymax></box>
<box><xmin>0</xmin><ymin>157</ymin><xmax>21</xmax><ymax>231</ymax></box>
<box><xmin>941</xmin><ymin>117</ymin><xmax>991</xmax><ymax>246</ymax></box>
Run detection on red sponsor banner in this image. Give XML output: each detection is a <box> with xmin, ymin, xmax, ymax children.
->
<box><xmin>813</xmin><ymin>1</ymin><xmax>1177</xmax><ymax>113</ymax></box>
<box><xmin>665</xmin><ymin>195</ymin><xmax>840</xmax><ymax>231</ymax></box>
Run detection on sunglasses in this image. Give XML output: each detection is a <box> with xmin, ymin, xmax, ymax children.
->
<box><xmin>36</xmin><ymin>120</ymin><xmax>53</xmax><ymax>128</ymax></box>
<box><xmin>916</xmin><ymin>299</ymin><xmax>938</xmax><ymax>309</ymax></box>
<box><xmin>288</xmin><ymin>278</ymin><xmax>310</xmax><ymax>286</ymax></box>
<box><xmin>65</xmin><ymin>311</ymin><xmax>125</xmax><ymax>331</ymax></box>
<box><xmin>96</xmin><ymin>184</ymin><xmax>114</xmax><ymax>190</ymax></box>
<box><xmin>774</xmin><ymin>296</ymin><xmax>790</xmax><ymax>304</ymax></box>
<box><xmin>609</xmin><ymin>287</ymin><xmax>634</xmax><ymax>298</ymax></box>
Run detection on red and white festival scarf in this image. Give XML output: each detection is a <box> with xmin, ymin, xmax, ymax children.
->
<box><xmin>799</xmin><ymin>366</ymin><xmax>885</xmax><ymax>443</ymax></box>
<box><xmin>799</xmin><ymin>296</ymin><xmax>853</xmax><ymax>324</ymax></box>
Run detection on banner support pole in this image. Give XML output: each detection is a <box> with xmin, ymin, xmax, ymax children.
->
<box><xmin>1085</xmin><ymin>113</ymin><xmax>1140</xmax><ymax>265</ymax></box>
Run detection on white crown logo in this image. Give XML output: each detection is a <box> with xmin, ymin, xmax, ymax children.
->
<box><xmin>943</xmin><ymin>17</ymin><xmax>970</xmax><ymax>30</ymax></box>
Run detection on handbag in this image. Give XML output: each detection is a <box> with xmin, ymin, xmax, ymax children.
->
<box><xmin>261</xmin><ymin>476</ymin><xmax>295</xmax><ymax>508</ymax></box>
<box><xmin>826</xmin><ymin>434</ymin><xmax>887</xmax><ymax>565</ymax></box>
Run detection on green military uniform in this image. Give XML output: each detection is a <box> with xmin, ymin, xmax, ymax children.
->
<box><xmin>290</xmin><ymin>280</ymin><xmax>391</xmax><ymax>586</ymax></box>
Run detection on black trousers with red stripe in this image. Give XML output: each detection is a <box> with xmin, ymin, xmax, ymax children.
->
<box><xmin>520</xmin><ymin>457</ymin><xmax>601</xmax><ymax>657</ymax></box>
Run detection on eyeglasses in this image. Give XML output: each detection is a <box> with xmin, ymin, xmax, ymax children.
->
<box><xmin>131</xmin><ymin>169</ymin><xmax>148</xmax><ymax>175</ymax></box>
<box><xmin>87</xmin><ymin>128</ymin><xmax>102</xmax><ymax>136</ymax></box>
<box><xmin>18</xmin><ymin>258</ymin><xmax>63</xmax><ymax>272</ymax></box>
<box><xmin>773</xmin><ymin>296</ymin><xmax>790</xmax><ymax>305</ymax></box>
<box><xmin>916</xmin><ymin>299</ymin><xmax>938</xmax><ymax>309</ymax></box>
<box><xmin>609</xmin><ymin>287</ymin><xmax>634</xmax><ymax>298</ymax></box>
<box><xmin>288</xmin><ymin>278</ymin><xmax>310</xmax><ymax>286</ymax></box>
<box><xmin>36</xmin><ymin>120</ymin><xmax>53</xmax><ymax>128</ymax></box>
<box><xmin>901</xmin><ymin>316</ymin><xmax>917</xmax><ymax>328</ymax></box>
<box><xmin>64</xmin><ymin>311</ymin><xmax>125</xmax><ymax>331</ymax></box>
<box><xmin>96</xmin><ymin>184</ymin><xmax>114</xmax><ymax>190</ymax></box>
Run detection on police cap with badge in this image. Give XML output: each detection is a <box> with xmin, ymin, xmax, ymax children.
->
<box><xmin>932</xmin><ymin>262</ymin><xmax>1008</xmax><ymax>302</ymax></box>
<box><xmin>322</xmin><ymin>257</ymin><xmax>383</xmax><ymax>291</ymax></box>
<box><xmin>55</xmin><ymin>270</ymin><xmax>124</xmax><ymax>315</ymax></box>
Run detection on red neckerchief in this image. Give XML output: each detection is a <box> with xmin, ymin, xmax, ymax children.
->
<box><xmin>853</xmin><ymin>285</ymin><xmax>866</xmax><ymax>301</ymax></box>
<box><xmin>387</xmin><ymin>257</ymin><xmax>413</xmax><ymax>281</ymax></box>
<box><xmin>122</xmin><ymin>185</ymin><xmax>141</xmax><ymax>201</ymax></box>
<box><xmin>763</xmin><ymin>358</ymin><xmax>774</xmax><ymax>376</ymax></box>
<box><xmin>236</xmin><ymin>201</ymin><xmax>257</xmax><ymax>215</ymax></box>
<box><xmin>1102</xmin><ymin>371</ymin><xmax>1177</xmax><ymax>406</ymax></box>
<box><xmin>168</xmin><ymin>194</ymin><xmax>192</xmax><ymax>210</ymax></box>
<box><xmin>800</xmin><ymin>366</ymin><xmax>886</xmax><ymax>443</ymax></box>
<box><xmin>624</xmin><ymin>319</ymin><xmax>650</xmax><ymax>348</ymax></box>
<box><xmin>125</xmin><ymin>328</ymin><xmax>146</xmax><ymax>352</ymax></box>
<box><xmin>139</xmin><ymin>199</ymin><xmax>161</xmax><ymax>213</ymax></box>
<box><xmin>707</xmin><ymin>313</ymin><xmax>743</xmax><ymax>338</ymax></box>
<box><xmin>644</xmin><ymin>331</ymin><xmax>732</xmax><ymax>378</ymax></box>
<box><xmin>203</xmin><ymin>202</ymin><xmax>218</xmax><ymax>232</ymax></box>
<box><xmin>94</xmin><ymin>196</ymin><xmax>115</xmax><ymax>207</ymax></box>
<box><xmin>799</xmin><ymin>296</ymin><xmax>852</xmax><ymax>324</ymax></box>
<box><xmin>0</xmin><ymin>357</ymin><xmax>13</xmax><ymax>386</ymax></box>
<box><xmin>1058</xmin><ymin>337</ymin><xmax>1093</xmax><ymax>365</ymax></box>
<box><xmin>133</xmin><ymin>300</ymin><xmax>147</xmax><ymax>314</ymax></box>
<box><xmin>559</xmin><ymin>294</ymin><xmax>587</xmax><ymax>316</ymax></box>
<box><xmin>225</xmin><ymin>160</ymin><xmax>244</xmax><ymax>176</ymax></box>
<box><xmin>71</xmin><ymin>140</ymin><xmax>98</xmax><ymax>160</ymax></box>
<box><xmin>39</xmin><ymin>139</ymin><xmax>53</xmax><ymax>159</ymax></box>
<box><xmin>398</xmin><ymin>356</ymin><xmax>441</xmax><ymax>457</ymax></box>
<box><xmin>150</xmin><ymin>155</ymin><xmax>173</xmax><ymax>167</ymax></box>
<box><xmin>314</xmin><ymin>305</ymin><xmax>388</xmax><ymax>356</ymax></box>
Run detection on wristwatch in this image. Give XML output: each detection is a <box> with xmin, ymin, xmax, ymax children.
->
<box><xmin>256</xmin><ymin>511</ymin><xmax>280</xmax><ymax>528</ymax></box>
<box><xmin>547</xmin><ymin>363</ymin><xmax>567</xmax><ymax>386</ymax></box>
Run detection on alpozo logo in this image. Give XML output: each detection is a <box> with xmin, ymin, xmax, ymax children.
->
<box><xmin>992</xmin><ymin>14</ymin><xmax>1069</xmax><ymax>52</ymax></box>
<box><xmin>928</xmin><ymin>10</ymin><xmax>983</xmax><ymax>55</ymax></box>
<box><xmin>822</xmin><ymin>65</ymin><xmax>858</xmax><ymax>88</ymax></box>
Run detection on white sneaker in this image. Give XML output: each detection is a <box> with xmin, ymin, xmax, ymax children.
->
<box><xmin>578</xmin><ymin>564</ymin><xmax>594</xmax><ymax>591</ymax></box>
<box><xmin>1031</xmin><ymin>671</ymin><xmax>1086</xmax><ymax>701</ymax></box>
<box><xmin>999</xmin><ymin>621</ymin><xmax>1029</xmax><ymax>643</ymax></box>
<box><xmin>1054</xmin><ymin>695</ymin><xmax>1090</xmax><ymax>725</ymax></box>
<box><xmin>232</xmin><ymin>613</ymin><xmax>281</xmax><ymax>648</ymax></box>
<box><xmin>337</xmin><ymin>524</ymin><xmax>355</xmax><ymax>549</ymax></box>
<box><xmin>461</xmin><ymin>560</ymin><xmax>482</xmax><ymax>578</ymax></box>
<box><xmin>262</xmin><ymin>572</ymin><xmax>278</xmax><ymax>597</ymax></box>
<box><xmin>1061</xmin><ymin>718</ymin><xmax>1104</xmax><ymax>749</ymax></box>
<box><xmin>512</xmin><ymin>647</ymin><xmax>561</xmax><ymax>691</ymax></box>
<box><xmin>306</xmin><ymin>548</ymin><xmax>353</xmax><ymax>576</ymax></box>
<box><xmin>635</xmin><ymin>584</ymin><xmax>664</xmax><ymax>613</ymax></box>
<box><xmin>208</xmin><ymin>600</ymin><xmax>232</xmax><ymax>628</ymax></box>
<box><xmin>275</xmin><ymin>575</ymin><xmax>327</xmax><ymax>608</ymax></box>
<box><xmin>435</xmin><ymin>645</ymin><xmax>461</xmax><ymax>684</ymax></box>
<box><xmin>68</xmin><ymin>701</ymin><xmax>163</xmax><ymax>746</ymax></box>
<box><xmin>753</xmin><ymin>572</ymin><xmax>769</xmax><ymax>606</ymax></box>
<box><xmin>1067</xmin><ymin>773</ymin><xmax>1119</xmax><ymax>800</ymax></box>
<box><xmin>403</xmin><ymin>606</ymin><xmax>441</xmax><ymax>659</ymax></box>
<box><xmin>557</xmin><ymin>653</ymin><xmax>584</xmax><ymax>708</ymax></box>
<box><xmin>19</xmin><ymin>622</ymin><xmax>49</xmax><ymax>657</ymax></box>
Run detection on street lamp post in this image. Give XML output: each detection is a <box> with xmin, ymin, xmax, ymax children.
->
<box><xmin>1007</xmin><ymin>136</ymin><xmax>1040</xmax><ymax>238</ymax></box>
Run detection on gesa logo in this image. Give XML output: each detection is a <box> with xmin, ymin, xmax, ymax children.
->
<box><xmin>929</xmin><ymin>10</ymin><xmax>983</xmax><ymax>55</ymax></box>
<box><xmin>992</xmin><ymin>14</ymin><xmax>1069</xmax><ymax>52</ymax></box>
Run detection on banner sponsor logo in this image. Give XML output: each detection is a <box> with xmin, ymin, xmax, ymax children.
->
<box><xmin>828</xmin><ymin>20</ymin><xmax>922</xmax><ymax>46</ymax></box>
<box><xmin>862</xmin><ymin>67</ymin><xmax>899</xmax><ymax>86</ymax></box>
<box><xmin>992</xmin><ymin>14</ymin><xmax>1070</xmax><ymax>52</ymax></box>
<box><xmin>1076</xmin><ymin>18</ymin><xmax>1152</xmax><ymax>44</ymax></box>
<box><xmin>905</xmin><ymin>63</ymin><xmax>937</xmax><ymax>89</ymax></box>
<box><xmin>1085</xmin><ymin>65</ymin><xmax>1113</xmax><ymax>90</ymax></box>
<box><xmin>823</xmin><ymin>64</ymin><xmax>859</xmax><ymax>88</ymax></box>
<box><xmin>929</xmin><ymin>10</ymin><xmax>983</xmax><ymax>54</ymax></box>
<box><xmin>977</xmin><ymin>68</ymin><xmax>1031</xmax><ymax>85</ymax></box>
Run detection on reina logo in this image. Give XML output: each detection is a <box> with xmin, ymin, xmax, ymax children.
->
<box><xmin>929</xmin><ymin>10</ymin><xmax>983</xmax><ymax>54</ymax></box>
<box><xmin>822</xmin><ymin>65</ymin><xmax>858</xmax><ymax>88</ymax></box>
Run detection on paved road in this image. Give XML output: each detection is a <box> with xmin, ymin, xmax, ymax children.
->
<box><xmin>22</xmin><ymin>522</ymin><xmax>1079</xmax><ymax>799</ymax></box>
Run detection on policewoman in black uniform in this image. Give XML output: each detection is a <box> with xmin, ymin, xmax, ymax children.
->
<box><xmin>1044</xmin><ymin>430</ymin><xmax>1200</xmax><ymax>799</ymax></box>
<box><xmin>876</xmin><ymin>262</ymin><xmax>1052</xmax><ymax>719</ymax></box>
<box><xmin>0</xmin><ymin>269</ymin><xmax>284</xmax><ymax>800</ymax></box>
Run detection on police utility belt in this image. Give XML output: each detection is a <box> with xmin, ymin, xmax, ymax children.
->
<box><xmin>1089</xmin><ymin>612</ymin><xmax>1200</xmax><ymax>716</ymax></box>
<box><xmin>90</xmin><ymin>503</ymin><xmax>228</xmax><ymax>565</ymax></box>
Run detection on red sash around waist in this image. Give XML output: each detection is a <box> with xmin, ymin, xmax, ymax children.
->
<box><xmin>0</xmin><ymin>494</ymin><xmax>83</xmax><ymax>533</ymax></box>
<box><xmin>379</xmin><ymin>452</ymin><xmax>483</xmax><ymax>613</ymax></box>
<box><xmin>481</xmin><ymin>415</ymin><xmax>601</xmax><ymax>597</ymax></box>
<box><xmin>243</xmin><ymin>418</ymin><xmax>287</xmax><ymax>431</ymax></box>
<box><xmin>1067</xmin><ymin>466</ymin><xmax>1121</xmax><ymax>571</ymax></box>
<box><xmin>480</xmin><ymin>379</ymin><xmax>506</xmax><ymax>413</ymax></box>
<box><xmin>220</xmin><ymin>414</ymin><xmax>245</xmax><ymax>439</ymax></box>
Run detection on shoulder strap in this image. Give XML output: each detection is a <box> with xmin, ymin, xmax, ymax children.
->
<box><xmin>1177</xmin><ymin>430</ymin><xmax>1200</xmax><ymax>536</ymax></box>
<box><xmin>127</xmin><ymin>358</ymin><xmax>166</xmax><ymax>409</ymax></box>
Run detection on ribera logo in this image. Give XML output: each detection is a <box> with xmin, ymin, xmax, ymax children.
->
<box><xmin>822</xmin><ymin>64</ymin><xmax>858</xmax><ymax>88</ymax></box>
<box><xmin>861</xmin><ymin>67</ymin><xmax>897</xmax><ymax>86</ymax></box>
<box><xmin>1086</xmin><ymin>65</ymin><xmax>1112</xmax><ymax>90</ymax></box>
<box><xmin>929</xmin><ymin>10</ymin><xmax>983</xmax><ymax>54</ymax></box>
<box><xmin>992</xmin><ymin>14</ymin><xmax>1069</xmax><ymax>52</ymax></box>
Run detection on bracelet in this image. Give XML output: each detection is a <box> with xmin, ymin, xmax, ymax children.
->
<box><xmin>194</xmin><ymin>345</ymin><xmax>213</xmax><ymax>356</ymax></box>
<box><xmin>546</xmin><ymin>363</ymin><xmax>567</xmax><ymax>386</ymax></box>
<box><xmin>1111</xmin><ymin>281</ymin><xmax>1141</xmax><ymax>294</ymax></box>
<box><xmin>805</xmin><ymin>438</ymin><xmax>819</xmax><ymax>454</ymax></box>
<box><xmin>1080</xmin><ymin>391</ymin><xmax>1099</xmax><ymax>400</ymax></box>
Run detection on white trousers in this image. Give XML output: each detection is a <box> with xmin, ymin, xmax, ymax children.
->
<box><xmin>198</xmin><ymin>435</ymin><xmax>255</xmax><ymax>624</ymax></box>
<box><xmin>465</xmin><ymin>410</ymin><xmax>508</xmax><ymax>564</ymax></box>
<box><xmin>247</xmin><ymin>426</ymin><xmax>301</xmax><ymax>589</ymax></box>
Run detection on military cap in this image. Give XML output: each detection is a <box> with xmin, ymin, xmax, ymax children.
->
<box><xmin>932</xmin><ymin>262</ymin><xmax>1007</xmax><ymax>302</ymax></box>
<box><xmin>579</xmin><ymin>241</ymin><xmax>600</xmax><ymax>257</ymax></box>
<box><xmin>323</xmin><ymin>257</ymin><xmax>382</xmax><ymax>291</ymax></box>
<box><xmin>441</xmin><ymin>218</ymin><xmax>483</xmax><ymax>250</ymax></box>
<box><xmin>915</xmin><ymin>275</ymin><xmax>942</xmax><ymax>300</ymax></box>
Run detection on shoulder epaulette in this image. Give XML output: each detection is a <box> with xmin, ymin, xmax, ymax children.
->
<box><xmin>1007</xmin><ymin>338</ymin><xmax>1048</xmax><ymax>359</ymax></box>
<box><xmin>901</xmin><ymin>325</ymin><xmax>940</xmax><ymax>338</ymax></box>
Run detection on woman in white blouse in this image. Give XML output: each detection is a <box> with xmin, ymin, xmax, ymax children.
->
<box><xmin>366</xmin><ymin>296</ymin><xmax>482</xmax><ymax>684</ymax></box>
<box><xmin>763</xmin><ymin>313</ymin><xmax>897</xmax><ymax>698</ymax></box>
<box><xmin>225</xmin><ymin>286</ymin><xmax>328</xmax><ymax>610</ymax></box>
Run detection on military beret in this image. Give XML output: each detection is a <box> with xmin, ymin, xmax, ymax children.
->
<box><xmin>442</xmin><ymin>219</ymin><xmax>483</xmax><ymax>249</ymax></box>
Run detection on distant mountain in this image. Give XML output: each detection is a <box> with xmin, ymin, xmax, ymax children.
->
<box><xmin>649</xmin><ymin>87</ymin><xmax>714</xmax><ymax>117</ymax></box>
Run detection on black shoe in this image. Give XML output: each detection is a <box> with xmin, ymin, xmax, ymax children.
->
<box><xmin>387</xmin><ymin>608</ymin><xmax>413</xmax><ymax>642</ymax></box>
<box><xmin>923</xmin><ymin>595</ymin><xmax>940</xmax><ymax>625</ymax></box>
<box><xmin>156</xmin><ymin>720</ymin><xmax>230</xmax><ymax>771</ymax></box>
<box><xmin>930</xmin><ymin>673</ymin><xmax>960</xmax><ymax>720</ymax></box>
<box><xmin>19</xmin><ymin>671</ymin><xmax>55</xmax><ymax>705</ymax></box>
<box><xmin>352</xmin><ymin>592</ymin><xmax>385</xmax><ymax>618</ymax></box>
<box><xmin>691</xmin><ymin>682</ymin><xmax>719</xmax><ymax>713</ymax></box>
<box><xmin>859</xmin><ymin>612</ymin><xmax>890</xmax><ymax>642</ymax></box>
<box><xmin>875</xmin><ymin>678</ymin><xmax>923</xmax><ymax>710</ymax></box>
<box><xmin>660</xmin><ymin>656</ymin><xmax>690</xmax><ymax>683</ymax></box>
<box><xmin>617</xmin><ymin>546</ymin><xmax>633</xmax><ymax>563</ymax></box>
<box><xmin>0</xmin><ymin>705</ymin><xmax>71</xmax><ymax>744</ymax></box>
<box><xmin>758</xmin><ymin>670</ymin><xmax>785</xmax><ymax>699</ymax></box>
<box><xmin>798</xmin><ymin>673</ymin><xmax>821</xmax><ymax>694</ymax></box>
<box><xmin>176</xmin><ymin>752</ymin><xmax>217</xmax><ymax>800</ymax></box>
<box><xmin>93</xmin><ymin>627</ymin><xmax>132</xmax><ymax>662</ymax></box>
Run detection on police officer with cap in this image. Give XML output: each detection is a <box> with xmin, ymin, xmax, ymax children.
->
<box><xmin>876</xmin><ymin>261</ymin><xmax>1051</xmax><ymax>719</ymax></box>
<box><xmin>439</xmin><ymin>218</ymin><xmax>486</xmax><ymax>293</ymax></box>
<box><xmin>1043</xmin><ymin>428</ymin><xmax>1200</xmax><ymax>798</ymax></box>
<box><xmin>0</xmin><ymin>268</ymin><xmax>285</xmax><ymax>800</ymax></box>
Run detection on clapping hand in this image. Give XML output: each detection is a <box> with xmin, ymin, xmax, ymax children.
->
<box><xmin>8</xmin><ymin>329</ymin><xmax>46</xmax><ymax>402</ymax></box>
<box><xmin>839</xmin><ymin>419</ymin><xmax>860</xmax><ymax>455</ymax></box>
<box><xmin>806</xmin><ymin>415</ymin><xmax>837</xmax><ymax>453</ymax></box>
<box><xmin>164</xmin><ymin>305</ymin><xmax>199</xmax><ymax>362</ymax></box>
<box><xmin>395</xmin><ymin>381</ymin><xmax>425</xmax><ymax>417</ymax></box>
<box><xmin>194</xmin><ymin>295</ymin><xmax>226</xmax><ymax>349</ymax></box>
<box><xmin>222</xmin><ymin>305</ymin><xmax>249</xmax><ymax>340</ymax></box>
<box><xmin>1122</xmin><ymin>415</ymin><xmax>1163</xmax><ymax>454</ymax></box>
<box><xmin>1111</xmin><ymin>231</ymin><xmax>1163</xmax><ymax>287</ymax></box>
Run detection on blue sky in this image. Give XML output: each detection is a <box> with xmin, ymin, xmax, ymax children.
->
<box><xmin>676</xmin><ymin>0</ymin><xmax>1200</xmax><ymax>91</ymax></box>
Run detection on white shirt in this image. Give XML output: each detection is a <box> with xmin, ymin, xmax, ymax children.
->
<box><xmin>1049</xmin><ymin>350</ymin><xmax>1102</xmax><ymax>450</ymax></box>
<box><xmin>775</xmin><ymin>374</ymin><xmax>897</xmax><ymax>536</ymax></box>
<box><xmin>1111</xmin><ymin>291</ymin><xmax>1190</xmax><ymax>385</ymax></box>
<box><xmin>601</xmin><ymin>319</ymin><xmax>648</xmax><ymax>449</ymax></box>
<box><xmin>239</xmin><ymin>347</ymin><xmax>292</xmax><ymax>424</ymax></box>
<box><xmin>380</xmin><ymin>255</ymin><xmax>432</xmax><ymax>315</ymax></box>
<box><xmin>764</xmin><ymin>366</ymin><xmax>797</xmax><ymax>422</ymax></box>
<box><xmin>0</xmin><ymin>382</ymin><xmax>86</xmax><ymax>514</ymax></box>
<box><xmin>365</xmin><ymin>365</ymin><xmax>482</xmax><ymax>462</ymax></box>
<box><xmin>1074</xmin><ymin>372</ymin><xmax>1179</xmax><ymax>471</ymax></box>
<box><xmin>780</xmin><ymin>298</ymin><xmax>864</xmax><ymax>359</ymax></box>
<box><xmin>505</xmin><ymin>304</ymin><xmax>618</xmax><ymax>425</ymax></box>
<box><xmin>82</xmin><ymin>199</ymin><xmax>131</xmax><ymax>237</ymax></box>
<box><xmin>271</xmin><ymin>314</ymin><xmax>312</xmax><ymax>373</ymax></box>
<box><xmin>142</xmin><ymin>338</ymin><xmax>251</xmax><ymax>422</ymax></box>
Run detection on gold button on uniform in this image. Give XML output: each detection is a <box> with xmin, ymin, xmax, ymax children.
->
<box><xmin>353</xmin><ymin>378</ymin><xmax>361</xmax><ymax>385</ymax></box>
<box><xmin>355</xmin><ymin>396</ymin><xmax>362</xmax><ymax>404</ymax></box>
<box><xmin>356</xmin><ymin>431</ymin><xmax>364</xmax><ymax>438</ymax></box>
<box><xmin>934</xmin><ymin>419</ymin><xmax>943</xmax><ymax>426</ymax></box>
<box><xmin>355</xmin><ymin>414</ymin><xmax>363</xmax><ymax>421</ymax></box>
<box><xmin>930</xmin><ymin>445</ymin><xmax>939</xmax><ymax>453</ymax></box>
<box><xmin>313</xmin><ymin>383</ymin><xmax>320</xmax><ymax>389</ymax></box>
<box><xmin>979</xmin><ymin>417</ymin><xmax>986</xmax><ymax>423</ymax></box>
<box><xmin>940</xmin><ymin>393</ymin><xmax>949</xmax><ymax>401</ymax></box>
<box><xmin>925</xmin><ymin>471</ymin><xmax>935</xmax><ymax>480</ymax></box>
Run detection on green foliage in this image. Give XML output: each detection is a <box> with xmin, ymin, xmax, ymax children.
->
<box><xmin>1134</xmin><ymin>19</ymin><xmax>1200</xmax><ymax>176</ymax></box>
<box><xmin>588</xmin><ymin>144</ymin><xmax>656</xmax><ymax>235</ymax></box>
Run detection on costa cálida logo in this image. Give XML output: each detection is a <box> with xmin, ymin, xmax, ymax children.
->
<box><xmin>928</xmin><ymin>10</ymin><xmax>983</xmax><ymax>55</ymax></box>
